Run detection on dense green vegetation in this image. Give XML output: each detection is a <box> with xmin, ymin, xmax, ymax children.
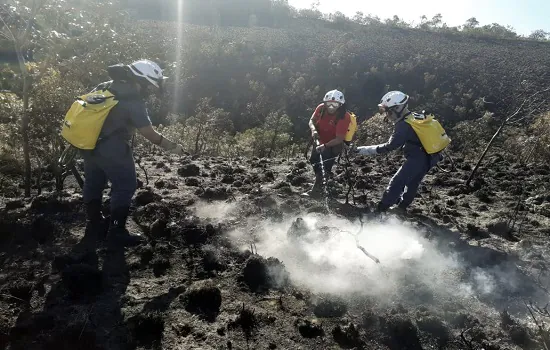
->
<box><xmin>1</xmin><ymin>0</ymin><xmax>549</xmax><ymax>196</ymax></box>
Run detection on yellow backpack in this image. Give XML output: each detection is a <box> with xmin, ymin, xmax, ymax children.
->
<box><xmin>60</xmin><ymin>89</ymin><xmax>118</xmax><ymax>150</ymax></box>
<box><xmin>405</xmin><ymin>112</ymin><xmax>450</xmax><ymax>154</ymax></box>
<box><xmin>345</xmin><ymin>112</ymin><xmax>358</xmax><ymax>143</ymax></box>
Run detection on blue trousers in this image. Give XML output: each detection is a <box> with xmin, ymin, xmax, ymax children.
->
<box><xmin>81</xmin><ymin>139</ymin><xmax>137</xmax><ymax>211</ymax></box>
<box><xmin>379</xmin><ymin>153</ymin><xmax>441</xmax><ymax>210</ymax></box>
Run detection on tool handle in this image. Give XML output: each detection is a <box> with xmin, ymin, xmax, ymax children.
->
<box><xmin>357</xmin><ymin>245</ymin><xmax>380</xmax><ymax>264</ymax></box>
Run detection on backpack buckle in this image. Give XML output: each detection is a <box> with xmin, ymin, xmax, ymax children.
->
<box><xmin>85</xmin><ymin>94</ymin><xmax>109</xmax><ymax>104</ymax></box>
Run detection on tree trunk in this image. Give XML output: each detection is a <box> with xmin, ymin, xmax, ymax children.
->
<box><xmin>22</xmin><ymin>98</ymin><xmax>31</xmax><ymax>196</ymax></box>
<box><xmin>35</xmin><ymin>156</ymin><xmax>42</xmax><ymax>195</ymax></box>
<box><xmin>466</xmin><ymin>117</ymin><xmax>507</xmax><ymax>187</ymax></box>
<box><xmin>194</xmin><ymin>126</ymin><xmax>202</xmax><ymax>155</ymax></box>
<box><xmin>267</xmin><ymin>128</ymin><xmax>279</xmax><ymax>158</ymax></box>
<box><xmin>180</xmin><ymin>124</ymin><xmax>186</xmax><ymax>149</ymax></box>
<box><xmin>304</xmin><ymin>137</ymin><xmax>313</xmax><ymax>160</ymax></box>
<box><xmin>53</xmin><ymin>160</ymin><xmax>63</xmax><ymax>192</ymax></box>
<box><xmin>16</xmin><ymin>49</ymin><xmax>32</xmax><ymax>197</ymax></box>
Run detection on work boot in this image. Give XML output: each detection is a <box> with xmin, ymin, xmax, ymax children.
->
<box><xmin>84</xmin><ymin>199</ymin><xmax>107</xmax><ymax>241</ymax></box>
<box><xmin>374</xmin><ymin>202</ymin><xmax>390</xmax><ymax>214</ymax></box>
<box><xmin>106</xmin><ymin>206</ymin><xmax>144</xmax><ymax>248</ymax></box>
<box><xmin>374</xmin><ymin>201</ymin><xmax>408</xmax><ymax>217</ymax></box>
<box><xmin>301</xmin><ymin>173</ymin><xmax>323</xmax><ymax>198</ymax></box>
<box><xmin>387</xmin><ymin>206</ymin><xmax>408</xmax><ymax>216</ymax></box>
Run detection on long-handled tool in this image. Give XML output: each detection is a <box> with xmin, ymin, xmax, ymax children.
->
<box><xmin>337</xmin><ymin>218</ymin><xmax>380</xmax><ymax>264</ymax></box>
<box><xmin>315</xmin><ymin>139</ymin><xmax>330</xmax><ymax>211</ymax></box>
<box><xmin>357</xmin><ymin>244</ymin><xmax>380</xmax><ymax>264</ymax></box>
<box><xmin>354</xmin><ymin>214</ymin><xmax>380</xmax><ymax>263</ymax></box>
<box><xmin>58</xmin><ymin>143</ymin><xmax>84</xmax><ymax>189</ymax></box>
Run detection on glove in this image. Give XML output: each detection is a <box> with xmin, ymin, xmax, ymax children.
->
<box><xmin>356</xmin><ymin>145</ymin><xmax>378</xmax><ymax>156</ymax></box>
<box><xmin>169</xmin><ymin>144</ymin><xmax>185</xmax><ymax>155</ymax></box>
<box><xmin>316</xmin><ymin>143</ymin><xmax>326</xmax><ymax>153</ymax></box>
<box><xmin>158</xmin><ymin>135</ymin><xmax>184</xmax><ymax>155</ymax></box>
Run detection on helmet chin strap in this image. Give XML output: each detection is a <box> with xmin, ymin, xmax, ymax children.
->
<box><xmin>392</xmin><ymin>104</ymin><xmax>410</xmax><ymax>123</ymax></box>
<box><xmin>138</xmin><ymin>82</ymin><xmax>153</xmax><ymax>99</ymax></box>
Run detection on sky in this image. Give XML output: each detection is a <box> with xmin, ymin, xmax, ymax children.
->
<box><xmin>287</xmin><ymin>0</ymin><xmax>550</xmax><ymax>36</ymax></box>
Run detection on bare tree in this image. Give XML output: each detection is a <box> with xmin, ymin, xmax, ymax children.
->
<box><xmin>265</xmin><ymin>111</ymin><xmax>291</xmax><ymax>158</ymax></box>
<box><xmin>1</xmin><ymin>0</ymin><xmax>45</xmax><ymax>196</ymax></box>
<box><xmin>466</xmin><ymin>86</ymin><xmax>550</xmax><ymax>187</ymax></box>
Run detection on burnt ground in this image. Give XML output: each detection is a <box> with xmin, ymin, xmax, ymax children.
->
<box><xmin>1</xmin><ymin>149</ymin><xmax>550</xmax><ymax>350</ymax></box>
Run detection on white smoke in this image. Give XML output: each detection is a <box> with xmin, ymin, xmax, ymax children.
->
<box><xmin>472</xmin><ymin>268</ymin><xmax>497</xmax><ymax>295</ymax></box>
<box><xmin>225</xmin><ymin>210</ymin><xmax>474</xmax><ymax>304</ymax></box>
<box><xmin>196</xmin><ymin>201</ymin><xmax>546</xmax><ymax>319</ymax></box>
<box><xmin>194</xmin><ymin>201</ymin><xmax>236</xmax><ymax>220</ymax></box>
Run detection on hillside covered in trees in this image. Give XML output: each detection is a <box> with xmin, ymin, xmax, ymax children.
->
<box><xmin>2</xmin><ymin>1</ymin><xmax>550</xmax><ymax>350</ymax></box>
<box><xmin>1</xmin><ymin>0</ymin><xmax>550</xmax><ymax>168</ymax></box>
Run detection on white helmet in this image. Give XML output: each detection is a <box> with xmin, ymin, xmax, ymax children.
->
<box><xmin>323</xmin><ymin>89</ymin><xmax>345</xmax><ymax>104</ymax></box>
<box><xmin>378</xmin><ymin>91</ymin><xmax>409</xmax><ymax>109</ymax></box>
<box><xmin>128</xmin><ymin>59</ymin><xmax>168</xmax><ymax>89</ymax></box>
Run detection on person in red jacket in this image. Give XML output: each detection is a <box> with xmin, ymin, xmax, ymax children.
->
<box><xmin>302</xmin><ymin>89</ymin><xmax>351</xmax><ymax>198</ymax></box>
